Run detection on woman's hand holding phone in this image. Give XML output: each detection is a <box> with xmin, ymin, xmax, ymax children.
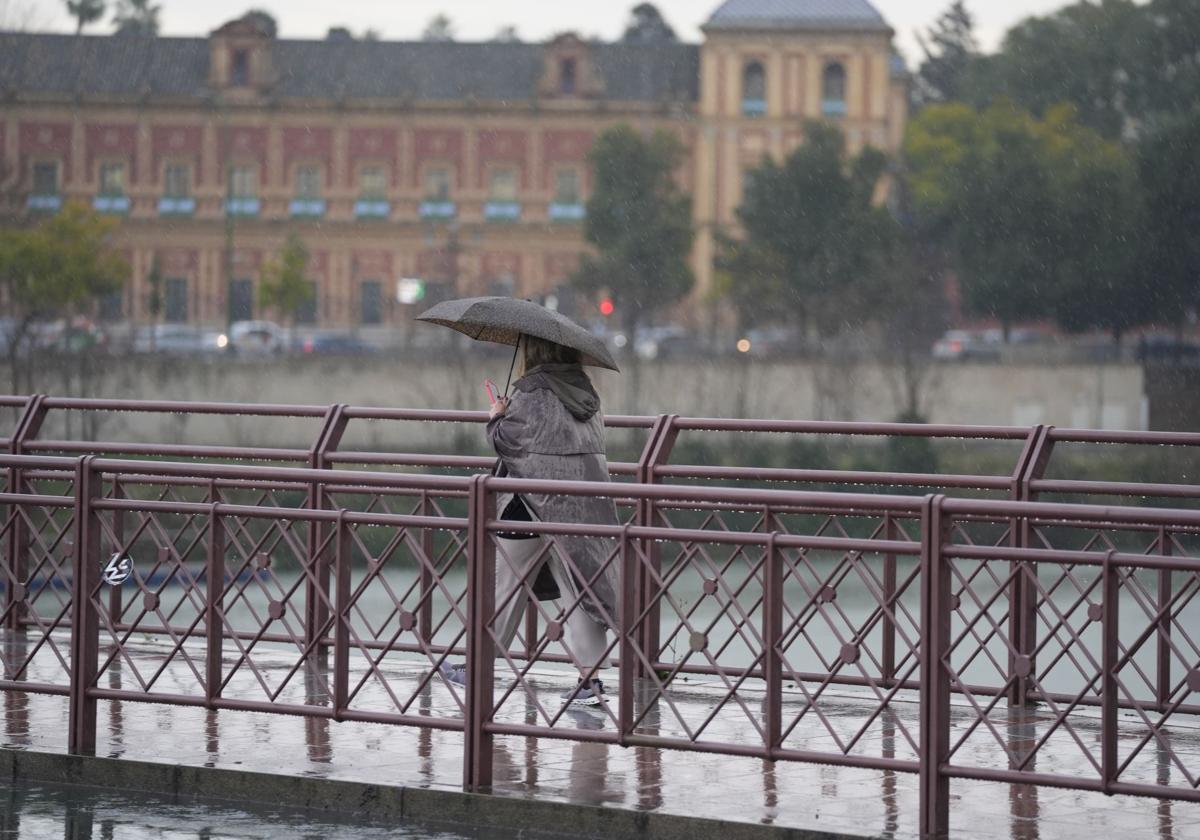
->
<box><xmin>485</xmin><ymin>379</ymin><xmax>508</xmax><ymax>418</ymax></box>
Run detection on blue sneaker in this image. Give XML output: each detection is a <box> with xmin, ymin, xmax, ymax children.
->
<box><xmin>561</xmin><ymin>679</ymin><xmax>605</xmax><ymax>707</ymax></box>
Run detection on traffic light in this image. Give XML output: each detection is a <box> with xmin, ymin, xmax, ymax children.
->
<box><xmin>599</xmin><ymin>298</ymin><xmax>615</xmax><ymax>317</ymax></box>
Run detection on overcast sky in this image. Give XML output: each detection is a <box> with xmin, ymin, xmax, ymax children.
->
<box><xmin>22</xmin><ymin>0</ymin><xmax>1073</xmax><ymax>64</ymax></box>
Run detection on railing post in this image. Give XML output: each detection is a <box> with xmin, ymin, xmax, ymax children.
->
<box><xmin>919</xmin><ymin>494</ymin><xmax>950</xmax><ymax>839</ymax></box>
<box><xmin>419</xmin><ymin>491</ymin><xmax>435</xmax><ymax>645</ymax></box>
<box><xmin>618</xmin><ymin>523</ymin><xmax>636</xmax><ymax>742</ymax></box>
<box><xmin>1009</xmin><ymin>425</ymin><xmax>1054</xmax><ymax>706</ymax></box>
<box><xmin>68</xmin><ymin>456</ymin><xmax>101</xmax><ymax>756</ymax></box>
<box><xmin>762</xmin><ymin>532</ymin><xmax>782</xmax><ymax>760</ymax></box>
<box><xmin>305</xmin><ymin>404</ymin><xmax>348</xmax><ymax>656</ymax></box>
<box><xmin>634</xmin><ymin>415</ymin><xmax>678</xmax><ymax>677</ymax></box>
<box><xmin>1156</xmin><ymin>528</ymin><xmax>1172</xmax><ymax>711</ymax></box>
<box><xmin>464</xmin><ymin>475</ymin><xmax>496</xmax><ymax>791</ymax></box>
<box><xmin>1101</xmin><ymin>550</ymin><xmax>1119</xmax><ymax>794</ymax></box>
<box><xmin>882</xmin><ymin>512</ymin><xmax>897</xmax><ymax>687</ymax></box>
<box><xmin>107</xmin><ymin>477</ymin><xmax>125</xmax><ymax>628</ymax></box>
<box><xmin>205</xmin><ymin>501</ymin><xmax>224</xmax><ymax>707</ymax></box>
<box><xmin>4</xmin><ymin>395</ymin><xmax>47</xmax><ymax>632</ymax></box>
<box><xmin>333</xmin><ymin>510</ymin><xmax>351</xmax><ymax>720</ymax></box>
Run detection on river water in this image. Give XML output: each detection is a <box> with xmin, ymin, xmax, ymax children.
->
<box><xmin>118</xmin><ymin>549</ymin><xmax>1197</xmax><ymax>699</ymax></box>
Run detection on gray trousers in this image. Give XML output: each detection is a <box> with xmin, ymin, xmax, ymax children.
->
<box><xmin>493</xmin><ymin>536</ymin><xmax>609</xmax><ymax>674</ymax></box>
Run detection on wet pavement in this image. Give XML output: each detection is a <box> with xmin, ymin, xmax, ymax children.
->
<box><xmin>3</xmin><ymin>634</ymin><xmax>1200</xmax><ymax>840</ymax></box>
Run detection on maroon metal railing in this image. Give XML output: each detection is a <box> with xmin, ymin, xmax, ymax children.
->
<box><xmin>7</xmin><ymin>397</ymin><xmax>1200</xmax><ymax>708</ymax></box>
<box><xmin>2</xmin><ymin>451</ymin><xmax>1199</xmax><ymax>838</ymax></box>
<box><xmin>9</xmin><ymin>393</ymin><xmax>1200</xmax><ymax>707</ymax></box>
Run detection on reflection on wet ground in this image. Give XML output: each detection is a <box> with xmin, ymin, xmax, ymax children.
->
<box><xmin>0</xmin><ymin>780</ymin><xmax>512</xmax><ymax>840</ymax></box>
<box><xmin>3</xmin><ymin>636</ymin><xmax>1200</xmax><ymax>840</ymax></box>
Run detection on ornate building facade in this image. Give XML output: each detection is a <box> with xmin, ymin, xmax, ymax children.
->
<box><xmin>0</xmin><ymin>0</ymin><xmax>907</xmax><ymax>329</ymax></box>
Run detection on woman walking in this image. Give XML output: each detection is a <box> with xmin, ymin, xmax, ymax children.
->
<box><xmin>418</xmin><ymin>298</ymin><xmax>622</xmax><ymax>708</ymax></box>
<box><xmin>490</xmin><ymin>334</ymin><xmax>620</xmax><ymax>705</ymax></box>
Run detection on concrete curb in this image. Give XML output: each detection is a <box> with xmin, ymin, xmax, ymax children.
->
<box><xmin>1</xmin><ymin>748</ymin><xmax>879</xmax><ymax>840</ymax></box>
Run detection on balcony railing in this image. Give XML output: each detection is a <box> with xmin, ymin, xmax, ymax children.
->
<box><xmin>26</xmin><ymin>194</ymin><xmax>62</xmax><ymax>212</ymax></box>
<box><xmin>354</xmin><ymin>199</ymin><xmax>391</xmax><ymax>220</ymax></box>
<box><xmin>484</xmin><ymin>200</ymin><xmax>522</xmax><ymax>222</ymax></box>
<box><xmin>742</xmin><ymin>98</ymin><xmax>767</xmax><ymax>118</ymax></box>
<box><xmin>93</xmin><ymin>194</ymin><xmax>130</xmax><ymax>214</ymax></box>
<box><xmin>419</xmin><ymin>200</ymin><xmax>457</xmax><ymax>220</ymax></box>
<box><xmin>822</xmin><ymin>99</ymin><xmax>847</xmax><ymax>118</ymax></box>
<box><xmin>548</xmin><ymin>202</ymin><xmax>586</xmax><ymax>222</ymax></box>
<box><xmin>289</xmin><ymin>198</ymin><xmax>327</xmax><ymax>218</ymax></box>
<box><xmin>225</xmin><ymin>197</ymin><xmax>261</xmax><ymax>217</ymax></box>
<box><xmin>157</xmin><ymin>196</ymin><xmax>196</xmax><ymax>216</ymax></box>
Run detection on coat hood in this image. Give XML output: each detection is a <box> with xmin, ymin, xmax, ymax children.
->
<box><xmin>514</xmin><ymin>363</ymin><xmax>601</xmax><ymax>421</ymax></box>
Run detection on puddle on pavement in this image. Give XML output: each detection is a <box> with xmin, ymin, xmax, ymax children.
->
<box><xmin>0</xmin><ymin>779</ymin><xmax>540</xmax><ymax>840</ymax></box>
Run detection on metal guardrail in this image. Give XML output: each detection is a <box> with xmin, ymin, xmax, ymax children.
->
<box><xmin>0</xmin><ymin>452</ymin><xmax>1198</xmax><ymax>837</ymax></box>
<box><xmin>9</xmin><ymin>394</ymin><xmax>1200</xmax><ymax>716</ymax></box>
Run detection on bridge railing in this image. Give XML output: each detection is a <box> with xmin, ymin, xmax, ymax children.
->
<box><xmin>1</xmin><ymin>453</ymin><xmax>1198</xmax><ymax>836</ymax></box>
<box><xmin>7</xmin><ymin>395</ymin><xmax>1200</xmax><ymax>718</ymax></box>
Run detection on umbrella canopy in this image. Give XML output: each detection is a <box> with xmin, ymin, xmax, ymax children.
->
<box><xmin>416</xmin><ymin>297</ymin><xmax>620</xmax><ymax>372</ymax></box>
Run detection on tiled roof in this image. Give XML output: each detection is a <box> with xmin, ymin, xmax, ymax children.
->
<box><xmin>705</xmin><ymin>0</ymin><xmax>890</xmax><ymax>32</ymax></box>
<box><xmin>0</xmin><ymin>33</ymin><xmax>700</xmax><ymax>104</ymax></box>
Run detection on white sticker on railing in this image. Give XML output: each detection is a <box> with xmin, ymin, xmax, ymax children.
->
<box><xmin>101</xmin><ymin>553</ymin><xmax>133</xmax><ymax>586</ymax></box>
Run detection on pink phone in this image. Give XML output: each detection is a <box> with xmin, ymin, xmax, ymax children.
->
<box><xmin>484</xmin><ymin>379</ymin><xmax>501</xmax><ymax>405</ymax></box>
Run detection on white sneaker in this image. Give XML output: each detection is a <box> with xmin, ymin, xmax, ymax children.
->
<box><xmin>561</xmin><ymin>679</ymin><xmax>605</xmax><ymax>707</ymax></box>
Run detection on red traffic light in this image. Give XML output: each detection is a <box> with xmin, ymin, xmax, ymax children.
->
<box><xmin>599</xmin><ymin>299</ymin><xmax>615</xmax><ymax>317</ymax></box>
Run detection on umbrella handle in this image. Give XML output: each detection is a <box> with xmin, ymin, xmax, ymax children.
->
<box><xmin>502</xmin><ymin>335</ymin><xmax>521</xmax><ymax>397</ymax></box>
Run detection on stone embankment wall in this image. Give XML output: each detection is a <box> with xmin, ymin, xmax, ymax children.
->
<box><xmin>25</xmin><ymin>356</ymin><xmax>1146</xmax><ymax>449</ymax></box>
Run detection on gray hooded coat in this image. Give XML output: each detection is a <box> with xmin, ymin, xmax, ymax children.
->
<box><xmin>487</xmin><ymin>363</ymin><xmax>620</xmax><ymax>629</ymax></box>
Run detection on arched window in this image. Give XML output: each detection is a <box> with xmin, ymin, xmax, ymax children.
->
<box><xmin>231</xmin><ymin>49</ymin><xmax>250</xmax><ymax>86</ymax></box>
<box><xmin>742</xmin><ymin>62</ymin><xmax>766</xmax><ymax>117</ymax></box>
<box><xmin>560</xmin><ymin>58</ymin><xmax>577</xmax><ymax>95</ymax></box>
<box><xmin>822</xmin><ymin>62</ymin><xmax>847</xmax><ymax>117</ymax></box>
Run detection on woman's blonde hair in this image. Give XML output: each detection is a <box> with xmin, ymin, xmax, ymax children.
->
<box><xmin>519</xmin><ymin>334</ymin><xmax>581</xmax><ymax>376</ymax></box>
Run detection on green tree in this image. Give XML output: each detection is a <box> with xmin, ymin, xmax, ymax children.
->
<box><xmin>908</xmin><ymin>103</ymin><xmax>1056</xmax><ymax>337</ymax></box>
<box><xmin>733</xmin><ymin>121</ymin><xmax>897</xmax><ymax>339</ymax></box>
<box><xmin>421</xmin><ymin>13</ymin><xmax>455</xmax><ymax>42</ymax></box>
<box><xmin>984</xmin><ymin>0</ymin><xmax>1142</xmax><ymax>138</ymax></box>
<box><xmin>571</xmin><ymin>125</ymin><xmax>693</xmax><ymax>412</ymax></box>
<box><xmin>572</xmin><ymin>124</ymin><xmax>694</xmax><ymax>336</ymax></box>
<box><xmin>258</xmin><ymin>234</ymin><xmax>314</xmax><ymax>343</ymax></box>
<box><xmin>1040</xmin><ymin>106</ymin><xmax>1147</xmax><ymax>342</ymax></box>
<box><xmin>1136</xmin><ymin>109</ymin><xmax>1200</xmax><ymax>333</ymax></box>
<box><xmin>112</xmin><ymin>0</ymin><xmax>159</xmax><ymax>36</ymax></box>
<box><xmin>66</xmin><ymin>0</ymin><xmax>105</xmax><ymax>35</ymax></box>
<box><xmin>907</xmin><ymin>102</ymin><xmax>1152</xmax><ymax>341</ymax></box>
<box><xmin>0</xmin><ymin>201</ymin><xmax>128</xmax><ymax>392</ymax></box>
<box><xmin>914</xmin><ymin>1</ymin><xmax>980</xmax><ymax>108</ymax></box>
<box><xmin>622</xmin><ymin>3</ymin><xmax>677</xmax><ymax>43</ymax></box>
<box><xmin>712</xmin><ymin>228</ymin><xmax>785</xmax><ymax>337</ymax></box>
<box><xmin>1128</xmin><ymin>0</ymin><xmax>1200</xmax><ymax>122</ymax></box>
<box><xmin>491</xmin><ymin>25</ymin><xmax>520</xmax><ymax>43</ymax></box>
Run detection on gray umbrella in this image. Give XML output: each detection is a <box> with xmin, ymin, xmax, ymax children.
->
<box><xmin>416</xmin><ymin>297</ymin><xmax>620</xmax><ymax>372</ymax></box>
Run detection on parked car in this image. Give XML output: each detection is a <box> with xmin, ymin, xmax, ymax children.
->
<box><xmin>297</xmin><ymin>333</ymin><xmax>379</xmax><ymax>356</ymax></box>
<box><xmin>0</xmin><ymin>317</ymin><xmax>110</xmax><ymax>355</ymax></box>
<box><xmin>599</xmin><ymin>325</ymin><xmax>698</xmax><ymax>361</ymax></box>
<box><xmin>1135</xmin><ymin>334</ymin><xmax>1200</xmax><ymax>363</ymax></box>
<box><xmin>228</xmin><ymin>320</ymin><xmax>286</xmax><ymax>356</ymax></box>
<box><xmin>932</xmin><ymin>330</ymin><xmax>1003</xmax><ymax>362</ymax></box>
<box><xmin>633</xmin><ymin>326</ymin><xmax>692</xmax><ymax>361</ymax></box>
<box><xmin>133</xmin><ymin>325</ymin><xmax>229</xmax><ymax>355</ymax></box>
